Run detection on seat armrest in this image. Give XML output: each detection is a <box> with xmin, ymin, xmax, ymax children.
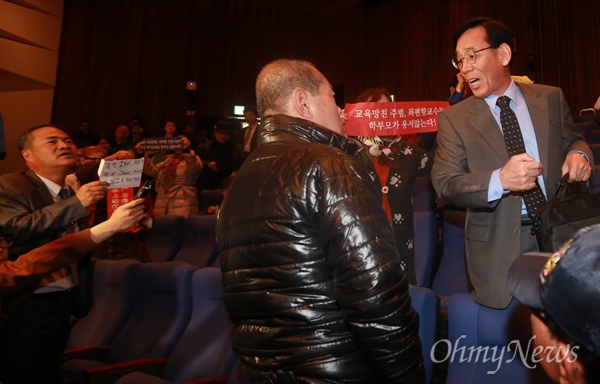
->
<box><xmin>63</xmin><ymin>345</ymin><xmax>111</xmax><ymax>362</ymax></box>
<box><xmin>83</xmin><ymin>358</ymin><xmax>169</xmax><ymax>383</ymax></box>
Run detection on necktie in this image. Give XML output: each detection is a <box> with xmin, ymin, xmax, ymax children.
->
<box><xmin>59</xmin><ymin>188</ymin><xmax>80</xmax><ymax>285</ymax></box>
<box><xmin>496</xmin><ymin>96</ymin><xmax>546</xmax><ymax>217</ymax></box>
<box><xmin>58</xmin><ymin>188</ymin><xmax>70</xmax><ymax>201</ymax></box>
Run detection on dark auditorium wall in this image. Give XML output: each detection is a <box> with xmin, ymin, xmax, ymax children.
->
<box><xmin>53</xmin><ymin>0</ymin><xmax>600</xmax><ymax>138</ymax></box>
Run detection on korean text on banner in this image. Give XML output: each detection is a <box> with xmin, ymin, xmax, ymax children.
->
<box><xmin>139</xmin><ymin>137</ymin><xmax>183</xmax><ymax>152</ymax></box>
<box><xmin>343</xmin><ymin>101</ymin><xmax>450</xmax><ymax>137</ymax></box>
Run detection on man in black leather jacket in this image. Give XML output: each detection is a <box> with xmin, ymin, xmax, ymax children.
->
<box><xmin>217</xmin><ymin>59</ymin><xmax>424</xmax><ymax>383</ymax></box>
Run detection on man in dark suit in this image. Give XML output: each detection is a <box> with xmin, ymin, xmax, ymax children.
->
<box><xmin>432</xmin><ymin>18</ymin><xmax>593</xmax><ymax>309</ymax></box>
<box><xmin>0</xmin><ymin>124</ymin><xmax>108</xmax><ymax>383</ymax></box>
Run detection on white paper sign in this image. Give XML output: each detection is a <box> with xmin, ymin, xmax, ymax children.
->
<box><xmin>97</xmin><ymin>158</ymin><xmax>145</xmax><ymax>188</ymax></box>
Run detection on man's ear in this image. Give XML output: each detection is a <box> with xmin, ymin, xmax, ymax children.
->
<box><xmin>557</xmin><ymin>341</ymin><xmax>586</xmax><ymax>384</ymax></box>
<box><xmin>291</xmin><ymin>87</ymin><xmax>312</xmax><ymax>119</ymax></box>
<box><xmin>21</xmin><ymin>149</ymin><xmax>31</xmax><ymax>162</ymax></box>
<box><xmin>498</xmin><ymin>42</ymin><xmax>512</xmax><ymax>67</ymax></box>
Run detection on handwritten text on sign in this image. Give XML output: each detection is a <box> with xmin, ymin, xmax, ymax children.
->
<box><xmin>343</xmin><ymin>101</ymin><xmax>450</xmax><ymax>136</ymax></box>
<box><xmin>140</xmin><ymin>137</ymin><xmax>183</xmax><ymax>152</ymax></box>
<box><xmin>97</xmin><ymin>158</ymin><xmax>144</xmax><ymax>189</ymax></box>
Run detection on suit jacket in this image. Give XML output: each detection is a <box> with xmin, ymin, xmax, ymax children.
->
<box><xmin>432</xmin><ymin>83</ymin><xmax>592</xmax><ymax>309</ymax></box>
<box><xmin>0</xmin><ymin>170</ymin><xmax>88</xmax><ymax>259</ymax></box>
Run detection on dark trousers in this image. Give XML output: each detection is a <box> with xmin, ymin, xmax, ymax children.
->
<box><xmin>0</xmin><ymin>291</ymin><xmax>72</xmax><ymax>384</ymax></box>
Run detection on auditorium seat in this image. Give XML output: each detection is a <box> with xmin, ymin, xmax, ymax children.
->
<box><xmin>413</xmin><ymin>210</ymin><xmax>439</xmax><ymax>288</ymax></box>
<box><xmin>225</xmin><ymin>360</ymin><xmax>249</xmax><ymax>384</ymax></box>
<box><xmin>409</xmin><ymin>285</ymin><xmax>439</xmax><ymax>384</ymax></box>
<box><xmin>413</xmin><ymin>176</ymin><xmax>436</xmax><ymax>212</ymax></box>
<box><xmin>591</xmin><ymin>165</ymin><xmax>600</xmax><ymax>192</ymax></box>
<box><xmin>65</xmin><ymin>259</ymin><xmax>142</xmax><ymax>350</ymax></box>
<box><xmin>444</xmin><ymin>294</ymin><xmax>553</xmax><ymax>384</ymax></box>
<box><xmin>144</xmin><ymin>215</ymin><xmax>186</xmax><ymax>262</ymax></box>
<box><xmin>431</xmin><ymin>209</ymin><xmax>472</xmax><ymax>306</ymax></box>
<box><xmin>61</xmin><ymin>261</ymin><xmax>196</xmax><ymax>383</ymax></box>
<box><xmin>173</xmin><ymin>215</ymin><xmax>219</xmax><ymax>267</ymax></box>
<box><xmin>113</xmin><ymin>267</ymin><xmax>236</xmax><ymax>384</ymax></box>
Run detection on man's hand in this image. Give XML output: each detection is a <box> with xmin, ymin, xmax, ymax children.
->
<box><xmin>76</xmin><ymin>181</ymin><xmax>109</xmax><ymax>208</ymax></box>
<box><xmin>106</xmin><ymin>199</ymin><xmax>147</xmax><ymax>232</ymax></box>
<box><xmin>456</xmin><ymin>72</ymin><xmax>468</xmax><ymax>94</ymax></box>
<box><xmin>104</xmin><ymin>150</ymin><xmax>135</xmax><ymax>161</ymax></box>
<box><xmin>499</xmin><ymin>153</ymin><xmax>543</xmax><ymax>192</ymax></box>
<box><xmin>562</xmin><ymin>152</ymin><xmax>592</xmax><ymax>182</ymax></box>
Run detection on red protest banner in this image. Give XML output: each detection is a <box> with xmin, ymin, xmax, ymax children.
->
<box><xmin>343</xmin><ymin>101</ymin><xmax>449</xmax><ymax>137</ymax></box>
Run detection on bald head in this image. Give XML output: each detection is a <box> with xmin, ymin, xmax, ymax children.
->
<box><xmin>256</xmin><ymin>59</ymin><xmax>324</xmax><ymax>117</ymax></box>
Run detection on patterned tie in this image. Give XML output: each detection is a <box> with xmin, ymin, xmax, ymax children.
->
<box><xmin>496</xmin><ymin>96</ymin><xmax>546</xmax><ymax>217</ymax></box>
<box><xmin>58</xmin><ymin>188</ymin><xmax>70</xmax><ymax>201</ymax></box>
<box><xmin>59</xmin><ymin>188</ymin><xmax>80</xmax><ymax>285</ymax></box>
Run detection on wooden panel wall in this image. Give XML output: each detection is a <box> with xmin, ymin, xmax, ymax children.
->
<box><xmin>52</xmin><ymin>0</ymin><xmax>600</xmax><ymax>138</ymax></box>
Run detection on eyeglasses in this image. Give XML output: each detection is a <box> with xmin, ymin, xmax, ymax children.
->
<box><xmin>452</xmin><ymin>46</ymin><xmax>496</xmax><ymax>69</ymax></box>
<box><xmin>0</xmin><ymin>233</ymin><xmax>13</xmax><ymax>248</ymax></box>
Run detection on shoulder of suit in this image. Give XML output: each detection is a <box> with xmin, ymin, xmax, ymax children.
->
<box><xmin>0</xmin><ymin>171</ymin><xmax>38</xmax><ymax>188</ymax></box>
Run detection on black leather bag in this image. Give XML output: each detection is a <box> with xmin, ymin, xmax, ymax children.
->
<box><xmin>533</xmin><ymin>173</ymin><xmax>600</xmax><ymax>252</ymax></box>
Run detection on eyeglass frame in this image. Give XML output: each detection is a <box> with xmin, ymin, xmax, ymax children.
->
<box><xmin>452</xmin><ymin>46</ymin><xmax>497</xmax><ymax>70</ymax></box>
<box><xmin>0</xmin><ymin>233</ymin><xmax>13</xmax><ymax>249</ymax></box>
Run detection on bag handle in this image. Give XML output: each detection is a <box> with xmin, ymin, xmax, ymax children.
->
<box><xmin>553</xmin><ymin>172</ymin><xmax>596</xmax><ymax>199</ymax></box>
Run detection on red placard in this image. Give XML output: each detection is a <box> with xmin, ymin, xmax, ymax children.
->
<box><xmin>343</xmin><ymin>101</ymin><xmax>449</xmax><ymax>137</ymax></box>
<box><xmin>106</xmin><ymin>187</ymin><xmax>134</xmax><ymax>218</ymax></box>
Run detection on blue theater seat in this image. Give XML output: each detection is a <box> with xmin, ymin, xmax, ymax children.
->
<box><xmin>61</xmin><ymin>262</ymin><xmax>196</xmax><ymax>383</ymax></box>
<box><xmin>114</xmin><ymin>267</ymin><xmax>237</xmax><ymax>384</ymax></box>
<box><xmin>409</xmin><ymin>285</ymin><xmax>439</xmax><ymax>384</ymax></box>
<box><xmin>173</xmin><ymin>215</ymin><xmax>219</xmax><ymax>267</ymax></box>
<box><xmin>444</xmin><ymin>294</ymin><xmax>553</xmax><ymax>384</ymax></box>
<box><xmin>413</xmin><ymin>210</ymin><xmax>439</xmax><ymax>288</ymax></box>
<box><xmin>65</xmin><ymin>259</ymin><xmax>142</xmax><ymax>350</ymax></box>
<box><xmin>144</xmin><ymin>215</ymin><xmax>186</xmax><ymax>262</ymax></box>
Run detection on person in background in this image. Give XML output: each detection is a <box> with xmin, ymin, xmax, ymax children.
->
<box><xmin>448</xmin><ymin>72</ymin><xmax>471</xmax><ymax>105</ymax></box>
<box><xmin>217</xmin><ymin>58</ymin><xmax>423</xmax><ymax>383</ymax></box>
<box><xmin>432</xmin><ymin>17</ymin><xmax>592</xmax><ymax>309</ymax></box>
<box><xmin>109</xmin><ymin>124</ymin><xmax>134</xmax><ymax>155</ymax></box>
<box><xmin>72</xmin><ymin>120</ymin><xmax>102</xmax><ymax>148</ymax></box>
<box><xmin>130</xmin><ymin>121</ymin><xmax>147</xmax><ymax>144</ymax></box>
<box><xmin>507</xmin><ymin>224</ymin><xmax>600</xmax><ymax>384</ymax></box>
<box><xmin>354</xmin><ymin>86</ymin><xmax>433</xmax><ymax>285</ymax></box>
<box><xmin>137</xmin><ymin>135</ymin><xmax>203</xmax><ymax>217</ymax></box>
<box><xmin>196</xmin><ymin>121</ymin><xmax>244</xmax><ymax>192</ymax></box>
<box><xmin>163</xmin><ymin>120</ymin><xmax>178</xmax><ymax>137</ymax></box>
<box><xmin>97</xmin><ymin>135</ymin><xmax>112</xmax><ymax>153</ymax></box>
<box><xmin>242</xmin><ymin>107</ymin><xmax>260</xmax><ymax>156</ymax></box>
<box><xmin>0</xmin><ymin>124</ymin><xmax>108</xmax><ymax>384</ymax></box>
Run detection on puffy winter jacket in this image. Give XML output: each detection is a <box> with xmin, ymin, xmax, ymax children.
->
<box><xmin>217</xmin><ymin>115</ymin><xmax>424</xmax><ymax>383</ymax></box>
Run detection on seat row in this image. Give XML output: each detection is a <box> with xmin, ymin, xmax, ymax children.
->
<box><xmin>144</xmin><ymin>214</ymin><xmax>220</xmax><ymax>267</ymax></box>
<box><xmin>61</xmin><ymin>258</ymin><xmax>553</xmax><ymax>383</ymax></box>
<box><xmin>62</xmin><ymin>261</ymin><xmax>237</xmax><ymax>384</ymax></box>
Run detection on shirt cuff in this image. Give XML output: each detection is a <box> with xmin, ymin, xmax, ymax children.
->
<box><xmin>488</xmin><ymin>169</ymin><xmax>505</xmax><ymax>202</ymax></box>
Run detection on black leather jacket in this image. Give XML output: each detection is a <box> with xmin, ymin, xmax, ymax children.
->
<box><xmin>217</xmin><ymin>115</ymin><xmax>424</xmax><ymax>383</ymax></box>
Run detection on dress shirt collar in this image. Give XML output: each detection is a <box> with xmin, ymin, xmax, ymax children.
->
<box><xmin>484</xmin><ymin>79</ymin><xmax>520</xmax><ymax>111</ymax></box>
<box><xmin>35</xmin><ymin>173</ymin><xmax>64</xmax><ymax>202</ymax></box>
